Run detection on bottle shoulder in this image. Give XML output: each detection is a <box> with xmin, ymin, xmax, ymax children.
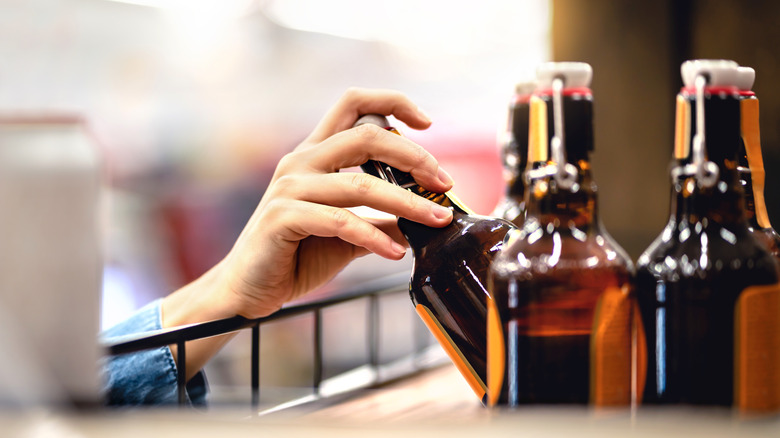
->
<box><xmin>636</xmin><ymin>218</ymin><xmax>780</xmax><ymax>283</ymax></box>
<box><xmin>403</xmin><ymin>212</ymin><xmax>515</xmax><ymax>267</ymax></box>
<box><xmin>492</xmin><ymin>220</ymin><xmax>634</xmax><ymax>278</ymax></box>
<box><xmin>491</xmin><ymin>197</ymin><xmax>525</xmax><ymax>226</ymax></box>
<box><xmin>400</xmin><ymin>211</ymin><xmax>514</xmax><ymax>243</ymax></box>
<box><xmin>639</xmin><ymin>218</ymin><xmax>765</xmax><ymax>262</ymax></box>
<box><xmin>749</xmin><ymin>226</ymin><xmax>780</xmax><ymax>259</ymax></box>
<box><xmin>448</xmin><ymin>213</ymin><xmax>517</xmax><ymax>244</ymax></box>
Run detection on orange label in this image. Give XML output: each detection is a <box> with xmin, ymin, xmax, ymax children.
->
<box><xmin>674</xmin><ymin>95</ymin><xmax>691</xmax><ymax>160</ymax></box>
<box><xmin>528</xmin><ymin>96</ymin><xmax>548</xmax><ymax>164</ymax></box>
<box><xmin>415</xmin><ymin>304</ymin><xmax>486</xmax><ymax>400</ymax></box>
<box><xmin>735</xmin><ymin>282</ymin><xmax>780</xmax><ymax>412</ymax></box>
<box><xmin>590</xmin><ymin>286</ymin><xmax>633</xmax><ymax>406</ymax></box>
<box><xmin>444</xmin><ymin>190</ymin><xmax>476</xmax><ymax>216</ymax></box>
<box><xmin>486</xmin><ymin>296</ymin><xmax>505</xmax><ymax>407</ymax></box>
<box><xmin>741</xmin><ymin>98</ymin><xmax>772</xmax><ymax>229</ymax></box>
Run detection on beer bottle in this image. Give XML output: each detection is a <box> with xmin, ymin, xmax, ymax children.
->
<box><xmin>487</xmin><ymin>62</ymin><xmax>636</xmax><ymax>407</ymax></box>
<box><xmin>636</xmin><ymin>59</ymin><xmax>780</xmax><ymax>412</ymax></box>
<box><xmin>736</xmin><ymin>66</ymin><xmax>780</xmax><ymax>260</ymax></box>
<box><xmin>493</xmin><ymin>81</ymin><xmax>536</xmax><ymax>225</ymax></box>
<box><xmin>354</xmin><ymin>115</ymin><xmax>516</xmax><ymax>402</ymax></box>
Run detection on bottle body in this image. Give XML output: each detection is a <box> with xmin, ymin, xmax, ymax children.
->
<box><xmin>489</xmin><ymin>212</ymin><xmax>635</xmax><ymax>405</ymax></box>
<box><xmin>636</xmin><ymin>60</ymin><xmax>780</xmax><ymax>412</ymax></box>
<box><xmin>636</xmin><ymin>198</ymin><xmax>778</xmax><ymax>405</ymax></box>
<box><xmin>487</xmin><ymin>63</ymin><xmax>637</xmax><ymax>407</ymax></box>
<box><xmin>402</xmin><ymin>211</ymin><xmax>514</xmax><ymax>399</ymax></box>
<box><xmin>355</xmin><ymin>115</ymin><xmax>516</xmax><ymax>402</ymax></box>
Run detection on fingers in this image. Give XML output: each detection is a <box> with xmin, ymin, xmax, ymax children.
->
<box><xmin>297</xmin><ymin>124</ymin><xmax>453</xmax><ymax>193</ymax></box>
<box><xmin>285</xmin><ymin>87</ymin><xmax>451</xmax><ymax>194</ymax></box>
<box><xmin>365</xmin><ymin>216</ymin><xmax>407</xmax><ymax>247</ymax></box>
<box><xmin>272</xmin><ymin>172</ymin><xmax>453</xmax><ymax>228</ymax></box>
<box><xmin>268</xmin><ymin>199</ymin><xmax>408</xmax><ymax>260</ymax></box>
<box><xmin>255</xmin><ymin>87</ymin><xmax>455</xmax><ymax>263</ymax></box>
<box><xmin>305</xmin><ymin>88</ymin><xmax>432</xmax><ymax>145</ymax></box>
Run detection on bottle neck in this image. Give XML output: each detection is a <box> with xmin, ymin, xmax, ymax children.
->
<box><xmin>739</xmin><ymin>164</ymin><xmax>763</xmax><ymax>229</ymax></box>
<box><xmin>354</xmin><ymin>119</ymin><xmax>476</xmax><ymax>249</ymax></box>
<box><xmin>406</xmin><ymin>183</ymin><xmax>472</xmax><ymax>215</ymax></box>
<box><xmin>397</xmin><ymin>188</ymin><xmax>472</xmax><ymax>250</ymax></box>
<box><xmin>524</xmin><ymin>160</ymin><xmax>599</xmax><ymax>230</ymax></box>
<box><xmin>361</xmin><ymin>159</ymin><xmax>472</xmax><ymax>214</ymax></box>
<box><xmin>360</xmin><ymin>159</ymin><xmax>472</xmax><ymax>249</ymax></box>
<box><xmin>669</xmin><ymin>88</ymin><xmax>747</xmax><ymax>225</ymax></box>
<box><xmin>669</xmin><ymin>169</ymin><xmax>747</xmax><ymax>226</ymax></box>
<box><xmin>503</xmin><ymin>96</ymin><xmax>531</xmax><ymax>198</ymax></box>
<box><xmin>522</xmin><ymin>88</ymin><xmax>598</xmax><ymax>229</ymax></box>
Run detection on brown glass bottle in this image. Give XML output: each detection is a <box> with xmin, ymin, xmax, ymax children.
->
<box><xmin>492</xmin><ymin>81</ymin><xmax>536</xmax><ymax>225</ymax></box>
<box><xmin>487</xmin><ymin>63</ymin><xmax>636</xmax><ymax>407</ymax></box>
<box><xmin>354</xmin><ymin>115</ymin><xmax>516</xmax><ymax>402</ymax></box>
<box><xmin>736</xmin><ymin>66</ymin><xmax>780</xmax><ymax>260</ymax></box>
<box><xmin>636</xmin><ymin>60</ymin><xmax>780</xmax><ymax>412</ymax></box>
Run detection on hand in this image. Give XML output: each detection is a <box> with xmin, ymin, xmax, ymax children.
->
<box><xmin>219</xmin><ymin>88</ymin><xmax>454</xmax><ymax>319</ymax></box>
<box><xmin>163</xmin><ymin>88</ymin><xmax>454</xmax><ymax>332</ymax></box>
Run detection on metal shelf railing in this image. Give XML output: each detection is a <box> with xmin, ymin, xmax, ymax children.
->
<box><xmin>103</xmin><ymin>272</ymin><xmax>438</xmax><ymax>408</ymax></box>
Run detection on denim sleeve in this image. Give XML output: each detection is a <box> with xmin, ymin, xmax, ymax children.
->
<box><xmin>101</xmin><ymin>299</ymin><xmax>208</xmax><ymax>406</ymax></box>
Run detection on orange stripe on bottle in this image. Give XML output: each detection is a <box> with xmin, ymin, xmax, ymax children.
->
<box><xmin>486</xmin><ymin>296</ymin><xmax>505</xmax><ymax>407</ymax></box>
<box><xmin>634</xmin><ymin>302</ymin><xmax>647</xmax><ymax>405</ymax></box>
<box><xmin>415</xmin><ymin>304</ymin><xmax>486</xmax><ymax>400</ymax></box>
<box><xmin>444</xmin><ymin>190</ymin><xmax>476</xmax><ymax>216</ymax></box>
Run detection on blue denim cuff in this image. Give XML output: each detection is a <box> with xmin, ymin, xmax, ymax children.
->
<box><xmin>102</xmin><ymin>299</ymin><xmax>208</xmax><ymax>406</ymax></box>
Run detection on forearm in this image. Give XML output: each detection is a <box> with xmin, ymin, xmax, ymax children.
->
<box><xmin>161</xmin><ymin>261</ymin><xmax>239</xmax><ymax>381</ymax></box>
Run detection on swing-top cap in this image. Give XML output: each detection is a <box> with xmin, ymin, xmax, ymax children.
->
<box><xmin>681</xmin><ymin>59</ymin><xmax>740</xmax><ymax>88</ymax></box>
<box><xmin>535</xmin><ymin>62</ymin><xmax>592</xmax><ymax>89</ymax></box>
<box><xmin>735</xmin><ymin>66</ymin><xmax>755</xmax><ymax>92</ymax></box>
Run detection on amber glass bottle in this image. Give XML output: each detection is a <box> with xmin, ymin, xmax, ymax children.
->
<box><xmin>636</xmin><ymin>60</ymin><xmax>780</xmax><ymax>412</ymax></box>
<box><xmin>493</xmin><ymin>81</ymin><xmax>536</xmax><ymax>225</ymax></box>
<box><xmin>354</xmin><ymin>115</ymin><xmax>516</xmax><ymax>402</ymax></box>
<box><xmin>736</xmin><ymin>66</ymin><xmax>780</xmax><ymax>260</ymax></box>
<box><xmin>487</xmin><ymin>63</ymin><xmax>636</xmax><ymax>407</ymax></box>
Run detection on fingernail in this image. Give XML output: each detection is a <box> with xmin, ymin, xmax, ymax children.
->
<box><xmin>418</xmin><ymin>107</ymin><xmax>432</xmax><ymax>124</ymax></box>
<box><xmin>391</xmin><ymin>241</ymin><xmax>407</xmax><ymax>255</ymax></box>
<box><xmin>432</xmin><ymin>204</ymin><xmax>453</xmax><ymax>220</ymax></box>
<box><xmin>437</xmin><ymin>167</ymin><xmax>454</xmax><ymax>187</ymax></box>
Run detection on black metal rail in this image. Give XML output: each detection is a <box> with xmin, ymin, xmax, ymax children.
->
<box><xmin>103</xmin><ymin>271</ymin><xmax>429</xmax><ymax>407</ymax></box>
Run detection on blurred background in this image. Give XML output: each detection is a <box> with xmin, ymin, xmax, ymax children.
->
<box><xmin>1</xmin><ymin>0</ymin><xmax>779</xmax><ymax>403</ymax></box>
<box><xmin>0</xmin><ymin>0</ymin><xmax>550</xmax><ymax>328</ymax></box>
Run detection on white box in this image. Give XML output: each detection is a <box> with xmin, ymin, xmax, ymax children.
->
<box><xmin>0</xmin><ymin>116</ymin><xmax>102</xmax><ymax>406</ymax></box>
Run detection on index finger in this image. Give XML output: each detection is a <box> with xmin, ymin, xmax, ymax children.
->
<box><xmin>303</xmin><ymin>123</ymin><xmax>454</xmax><ymax>193</ymax></box>
<box><xmin>304</xmin><ymin>88</ymin><xmax>432</xmax><ymax>145</ymax></box>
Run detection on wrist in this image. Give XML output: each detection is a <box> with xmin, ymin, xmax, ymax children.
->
<box><xmin>161</xmin><ymin>261</ymin><xmax>235</xmax><ymax>329</ymax></box>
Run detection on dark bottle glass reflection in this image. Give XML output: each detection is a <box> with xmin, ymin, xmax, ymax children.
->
<box><xmin>636</xmin><ymin>60</ymin><xmax>780</xmax><ymax>412</ymax></box>
<box><xmin>492</xmin><ymin>81</ymin><xmax>535</xmax><ymax>225</ymax></box>
<box><xmin>487</xmin><ymin>63</ymin><xmax>636</xmax><ymax>407</ymax></box>
<box><xmin>355</xmin><ymin>115</ymin><xmax>516</xmax><ymax>402</ymax></box>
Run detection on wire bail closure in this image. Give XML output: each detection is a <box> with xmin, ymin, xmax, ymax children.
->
<box><xmin>670</xmin><ymin>74</ymin><xmax>719</xmax><ymax>188</ymax></box>
<box><xmin>526</xmin><ymin>76</ymin><xmax>579</xmax><ymax>189</ymax></box>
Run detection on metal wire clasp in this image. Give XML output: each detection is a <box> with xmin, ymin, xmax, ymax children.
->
<box><xmin>525</xmin><ymin>76</ymin><xmax>579</xmax><ymax>189</ymax></box>
<box><xmin>670</xmin><ymin>74</ymin><xmax>719</xmax><ymax>187</ymax></box>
